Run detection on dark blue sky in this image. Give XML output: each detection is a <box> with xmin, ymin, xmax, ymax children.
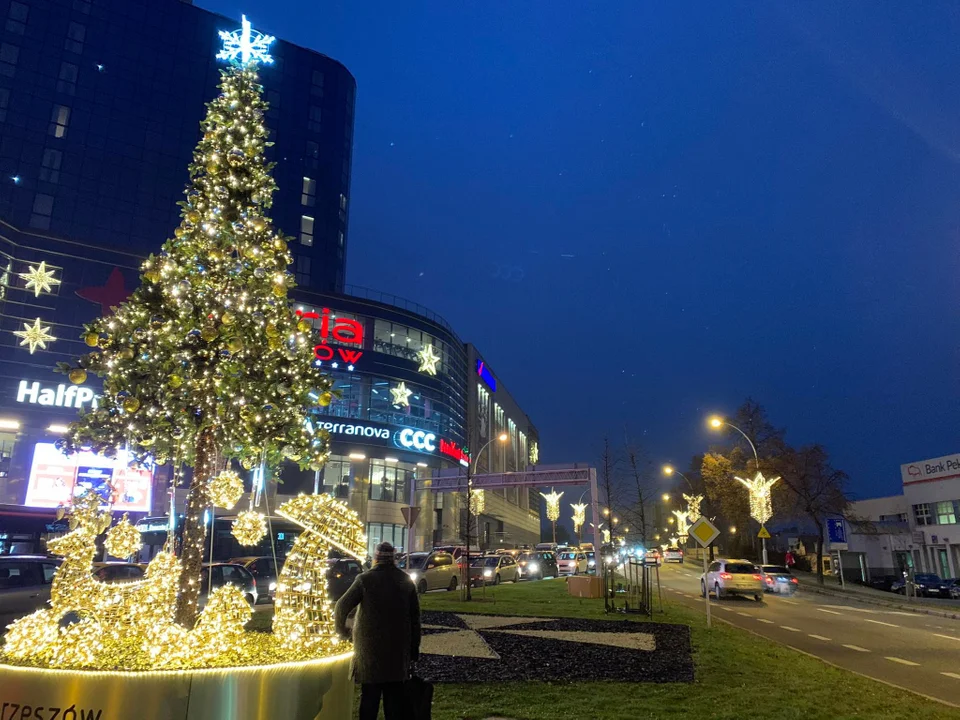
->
<box><xmin>200</xmin><ymin>1</ymin><xmax>960</xmax><ymax>500</ymax></box>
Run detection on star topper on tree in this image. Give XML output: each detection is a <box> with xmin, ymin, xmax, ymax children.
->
<box><xmin>217</xmin><ymin>15</ymin><xmax>275</xmax><ymax>66</ymax></box>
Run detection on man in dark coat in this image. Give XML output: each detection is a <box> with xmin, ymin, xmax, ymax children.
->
<box><xmin>335</xmin><ymin>541</ymin><xmax>421</xmax><ymax>720</ymax></box>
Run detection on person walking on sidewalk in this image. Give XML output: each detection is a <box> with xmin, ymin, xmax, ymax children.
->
<box><xmin>335</xmin><ymin>541</ymin><xmax>422</xmax><ymax>720</ymax></box>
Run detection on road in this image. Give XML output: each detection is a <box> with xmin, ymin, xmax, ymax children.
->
<box><xmin>658</xmin><ymin>562</ymin><xmax>960</xmax><ymax>707</ymax></box>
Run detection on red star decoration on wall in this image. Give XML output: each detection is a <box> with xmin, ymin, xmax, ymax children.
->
<box><xmin>76</xmin><ymin>267</ymin><xmax>132</xmax><ymax>316</ymax></box>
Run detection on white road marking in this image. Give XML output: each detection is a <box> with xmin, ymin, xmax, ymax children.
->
<box><xmin>934</xmin><ymin>634</ymin><xmax>960</xmax><ymax>642</ymax></box>
<box><xmin>864</xmin><ymin>619</ymin><xmax>900</xmax><ymax>628</ymax></box>
<box><xmin>809</xmin><ymin>634</ymin><xmax>832</xmax><ymax>641</ymax></box>
<box><xmin>842</xmin><ymin>644</ymin><xmax>870</xmax><ymax>652</ymax></box>
<box><xmin>816</xmin><ymin>608</ymin><xmax>842</xmax><ymax>615</ymax></box>
<box><xmin>737</xmin><ymin>612</ymin><xmax>751</xmax><ymax>617</ymax></box>
<box><xmin>757</xmin><ymin>618</ymin><xmax>775</xmax><ymax>624</ymax></box>
<box><xmin>779</xmin><ymin>599</ymin><xmax>799</xmax><ymax>605</ymax></box>
<box><xmin>885</xmin><ymin>657</ymin><xmax>920</xmax><ymax>666</ymax></box>
<box><xmin>780</xmin><ymin>625</ymin><xmax>801</xmax><ymax>632</ymax></box>
<box><xmin>718</xmin><ymin>606</ymin><xmax>733</xmax><ymax>612</ymax></box>
<box><xmin>942</xmin><ymin>672</ymin><xmax>960</xmax><ymax>680</ymax></box>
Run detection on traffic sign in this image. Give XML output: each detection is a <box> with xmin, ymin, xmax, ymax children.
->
<box><xmin>400</xmin><ymin>506</ymin><xmax>421</xmax><ymax>527</ymax></box>
<box><xmin>757</xmin><ymin>526</ymin><xmax>771</xmax><ymax>540</ymax></box>
<box><xmin>689</xmin><ymin>516</ymin><xmax>720</xmax><ymax>548</ymax></box>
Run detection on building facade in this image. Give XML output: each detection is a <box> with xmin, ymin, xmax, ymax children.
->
<box><xmin>0</xmin><ymin>0</ymin><xmax>354</xmax><ymax>293</ymax></box>
<box><xmin>900</xmin><ymin>453</ymin><xmax>959</xmax><ymax>580</ymax></box>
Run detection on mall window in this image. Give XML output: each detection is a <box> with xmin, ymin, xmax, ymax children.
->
<box><xmin>366</xmin><ymin>523</ymin><xmax>406</xmax><ymax>558</ymax></box>
<box><xmin>64</xmin><ymin>22</ymin><xmax>86</xmax><ymax>54</ymax></box>
<box><xmin>368</xmin><ymin>379</ymin><xmax>445</xmax><ymax>435</ymax></box>
<box><xmin>295</xmin><ymin>255</ymin><xmax>311</xmax><ymax>286</ymax></box>
<box><xmin>369</xmin><ymin>460</ymin><xmax>412</xmax><ymax>503</ymax></box>
<box><xmin>340</xmin><ymin>193</ymin><xmax>347</xmax><ymax>211</ymax></box>
<box><xmin>913</xmin><ymin>503</ymin><xmax>931</xmax><ymax>526</ymax></box>
<box><xmin>372</xmin><ymin>319</ymin><xmax>447</xmax><ymax>367</ymax></box>
<box><xmin>300</xmin><ymin>215</ymin><xmax>314</xmax><ymax>246</ymax></box>
<box><xmin>311</xmin><ymin>69</ymin><xmax>324</xmax><ymax>96</ymax></box>
<box><xmin>49</xmin><ymin>105</ymin><xmax>70</xmax><ymax>138</ymax></box>
<box><xmin>6</xmin><ymin>1</ymin><xmax>27</xmax><ymax>34</ymax></box>
<box><xmin>338</xmin><ymin>230</ymin><xmax>344</xmax><ymax>247</ymax></box>
<box><xmin>0</xmin><ymin>88</ymin><xmax>8</xmax><ymax>122</ymax></box>
<box><xmin>305</xmin><ymin>140</ymin><xmax>319</xmax><ymax>169</ymax></box>
<box><xmin>308</xmin><ymin>106</ymin><xmax>322</xmax><ymax>133</ymax></box>
<box><xmin>301</xmin><ymin>177</ymin><xmax>316</xmax><ymax>207</ymax></box>
<box><xmin>879</xmin><ymin>513</ymin><xmax>907</xmax><ymax>523</ymax></box>
<box><xmin>319</xmin><ymin>458</ymin><xmax>350</xmax><ymax>499</ymax></box>
<box><xmin>322</xmin><ymin>373</ymin><xmax>365</xmax><ymax>419</ymax></box>
<box><xmin>266</xmin><ymin>90</ymin><xmax>280</xmax><ymax>119</ymax></box>
<box><xmin>935</xmin><ymin>500</ymin><xmax>957</xmax><ymax>525</ymax></box>
<box><xmin>39</xmin><ymin>149</ymin><xmax>62</xmax><ymax>183</ymax></box>
<box><xmin>0</xmin><ymin>43</ymin><xmax>19</xmax><ymax>77</ymax></box>
<box><xmin>57</xmin><ymin>62</ymin><xmax>78</xmax><ymax>95</ymax></box>
<box><xmin>30</xmin><ymin>193</ymin><xmax>54</xmax><ymax>230</ymax></box>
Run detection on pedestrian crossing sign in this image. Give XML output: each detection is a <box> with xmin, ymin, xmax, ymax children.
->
<box><xmin>758</xmin><ymin>526</ymin><xmax>771</xmax><ymax>539</ymax></box>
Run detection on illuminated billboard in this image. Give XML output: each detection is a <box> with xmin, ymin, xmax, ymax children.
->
<box><xmin>24</xmin><ymin>442</ymin><xmax>153</xmax><ymax>513</ymax></box>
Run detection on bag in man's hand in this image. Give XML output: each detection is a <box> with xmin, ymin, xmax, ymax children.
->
<box><xmin>406</xmin><ymin>675</ymin><xmax>434</xmax><ymax>720</ymax></box>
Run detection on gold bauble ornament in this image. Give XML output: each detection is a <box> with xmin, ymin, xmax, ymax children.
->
<box><xmin>221</xmin><ymin>311</ymin><xmax>235</xmax><ymax>326</ymax></box>
<box><xmin>273</xmin><ymin>238</ymin><xmax>287</xmax><ymax>252</ymax></box>
<box><xmin>244</xmin><ymin>246</ymin><xmax>259</xmax><ymax>260</ymax></box>
<box><xmin>264</xmin><ymin>323</ymin><xmax>279</xmax><ymax>338</ymax></box>
<box><xmin>226</xmin><ymin>336</ymin><xmax>243</xmax><ymax>353</ymax></box>
<box><xmin>268</xmin><ymin>336</ymin><xmax>281</xmax><ymax>350</ymax></box>
<box><xmin>119</xmin><ymin>347</ymin><xmax>135</xmax><ymax>360</ymax></box>
<box><xmin>232</xmin><ymin>510</ymin><xmax>267</xmax><ymax>546</ymax></box>
<box><xmin>168</xmin><ymin>374</ymin><xmax>183</xmax><ymax>389</ymax></box>
<box><xmin>206</xmin><ymin>162</ymin><xmax>219</xmax><ymax>174</ymax></box>
<box><xmin>122</xmin><ymin>397</ymin><xmax>140</xmax><ymax>413</ymax></box>
<box><xmin>208</xmin><ymin>470</ymin><xmax>244</xmax><ymax>509</ymax></box>
<box><xmin>186</xmin><ymin>210</ymin><xmax>201</xmax><ymax>224</ymax></box>
<box><xmin>272</xmin><ymin>284</ymin><xmax>285</xmax><ymax>298</ymax></box>
<box><xmin>104</xmin><ymin>513</ymin><xmax>143</xmax><ymax>559</ymax></box>
<box><xmin>201</xmin><ymin>325</ymin><xmax>219</xmax><ymax>342</ymax></box>
<box><xmin>297</xmin><ymin>319</ymin><xmax>312</xmax><ymax>333</ymax></box>
<box><xmin>245</xmin><ymin>144</ymin><xmax>257</xmax><ymax>157</ymax></box>
<box><xmin>144</xmin><ymin>270</ymin><xmax>160</xmax><ymax>283</ymax></box>
<box><xmin>68</xmin><ymin>368</ymin><xmax>87</xmax><ymax>385</ymax></box>
<box><xmin>318</xmin><ymin>391</ymin><xmax>333</xmax><ymax>407</ymax></box>
<box><xmin>84</xmin><ymin>333</ymin><xmax>99</xmax><ymax>347</ymax></box>
<box><xmin>173</xmin><ymin>227</ymin><xmax>185</xmax><ymax>239</ymax></box>
<box><xmin>251</xmin><ymin>218</ymin><xmax>267</xmax><ymax>232</ymax></box>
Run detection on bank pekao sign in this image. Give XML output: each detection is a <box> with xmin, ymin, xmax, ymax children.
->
<box><xmin>901</xmin><ymin>452</ymin><xmax>960</xmax><ymax>485</ymax></box>
<box><xmin>17</xmin><ymin>380</ymin><xmax>98</xmax><ymax>409</ymax></box>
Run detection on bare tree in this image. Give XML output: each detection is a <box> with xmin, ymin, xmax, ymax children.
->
<box><xmin>625</xmin><ymin>445</ymin><xmax>653</xmax><ymax>543</ymax></box>
<box><xmin>598</xmin><ymin>438</ymin><xmax>622</xmax><ymax>543</ymax></box>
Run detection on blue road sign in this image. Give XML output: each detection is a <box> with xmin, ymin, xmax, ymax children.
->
<box><xmin>827</xmin><ymin>518</ymin><xmax>847</xmax><ymax>545</ymax></box>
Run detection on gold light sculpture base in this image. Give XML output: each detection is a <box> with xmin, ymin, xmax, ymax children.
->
<box><xmin>0</xmin><ymin>653</ymin><xmax>352</xmax><ymax>720</ymax></box>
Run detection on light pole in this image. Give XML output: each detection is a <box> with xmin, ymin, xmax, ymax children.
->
<box><xmin>464</xmin><ymin>432</ymin><xmax>508</xmax><ymax>601</ymax></box>
<box><xmin>570</xmin><ymin>502</ymin><xmax>587</xmax><ymax>546</ymax></box>
<box><xmin>708</xmin><ymin>416</ymin><xmax>779</xmax><ymax>564</ymax></box>
<box><xmin>540</xmin><ymin>489</ymin><xmax>564</xmax><ymax>545</ymax></box>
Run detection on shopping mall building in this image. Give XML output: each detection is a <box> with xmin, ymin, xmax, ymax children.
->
<box><xmin>0</xmin><ymin>0</ymin><xmax>540</xmax><ymax>558</ymax></box>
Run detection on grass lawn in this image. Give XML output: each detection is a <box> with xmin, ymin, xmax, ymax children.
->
<box><xmin>414</xmin><ymin>578</ymin><xmax>958</xmax><ymax>720</ymax></box>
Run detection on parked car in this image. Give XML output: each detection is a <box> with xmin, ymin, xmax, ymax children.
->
<box><xmin>585</xmin><ymin>551</ymin><xmax>597</xmax><ymax>573</ymax></box>
<box><xmin>229</xmin><ymin>556</ymin><xmax>282</xmax><ymax>603</ymax></box>
<box><xmin>517</xmin><ymin>551</ymin><xmax>558</xmax><ymax>580</ymax></box>
<box><xmin>943</xmin><ymin>578</ymin><xmax>960</xmax><ymax>599</ymax></box>
<box><xmin>469</xmin><ymin>554</ymin><xmax>520</xmax><ymax>586</ymax></box>
<box><xmin>199</xmin><ymin>563</ymin><xmax>257</xmax><ymax>607</ymax></box>
<box><xmin>557</xmin><ymin>550</ymin><xmax>588</xmax><ymax>576</ymax></box>
<box><xmin>701</xmin><ymin>559</ymin><xmax>765</xmax><ymax>601</ymax></box>
<box><xmin>325</xmin><ymin>557</ymin><xmax>363</xmax><ymax>601</ymax></box>
<box><xmin>646</xmin><ymin>548</ymin><xmax>663</xmax><ymax>567</ymax></box>
<box><xmin>758</xmin><ymin>565</ymin><xmax>799</xmax><ymax>595</ymax></box>
<box><xmin>403</xmin><ymin>551</ymin><xmax>458</xmax><ymax>594</ymax></box>
<box><xmin>0</xmin><ymin>556</ymin><xmax>61</xmax><ymax>627</ymax></box>
<box><xmin>892</xmin><ymin>573</ymin><xmax>944</xmax><ymax>597</ymax></box>
<box><xmin>432</xmin><ymin>545</ymin><xmax>482</xmax><ymax>570</ymax></box>
<box><xmin>92</xmin><ymin>562</ymin><xmax>145</xmax><ymax>583</ymax></box>
<box><xmin>663</xmin><ymin>547</ymin><xmax>684</xmax><ymax>564</ymax></box>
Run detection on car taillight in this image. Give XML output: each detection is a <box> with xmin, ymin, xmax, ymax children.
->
<box><xmin>765</xmin><ymin>577</ymin><xmax>774</xmax><ymax>585</ymax></box>
<box><xmin>790</xmin><ymin>578</ymin><xmax>798</xmax><ymax>584</ymax></box>
<box><xmin>753</xmin><ymin>574</ymin><xmax>762</xmax><ymax>581</ymax></box>
<box><xmin>719</xmin><ymin>573</ymin><xmax>732</xmax><ymax>580</ymax></box>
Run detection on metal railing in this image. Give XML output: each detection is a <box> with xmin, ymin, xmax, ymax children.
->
<box><xmin>344</xmin><ymin>284</ymin><xmax>458</xmax><ymax>336</ymax></box>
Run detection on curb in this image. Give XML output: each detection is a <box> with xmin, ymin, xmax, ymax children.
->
<box><xmin>795</xmin><ymin>583</ymin><xmax>960</xmax><ymax>620</ymax></box>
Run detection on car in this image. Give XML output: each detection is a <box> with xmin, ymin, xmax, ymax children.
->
<box><xmin>199</xmin><ymin>563</ymin><xmax>257</xmax><ymax>607</ymax></box>
<box><xmin>229</xmin><ymin>556</ymin><xmax>282</xmax><ymax>603</ymax></box>
<box><xmin>892</xmin><ymin>573</ymin><xmax>944</xmax><ymax>597</ymax></box>
<box><xmin>0</xmin><ymin>555</ymin><xmax>62</xmax><ymax>627</ymax></box>
<box><xmin>942</xmin><ymin>578</ymin><xmax>960</xmax><ymax>600</ymax></box>
<box><xmin>585</xmin><ymin>551</ymin><xmax>597</xmax><ymax>573</ymax></box>
<box><xmin>92</xmin><ymin>562</ymin><xmax>145</xmax><ymax>583</ymax></box>
<box><xmin>758</xmin><ymin>565</ymin><xmax>799</xmax><ymax>595</ymax></box>
<box><xmin>663</xmin><ymin>547</ymin><xmax>684</xmax><ymax>564</ymax></box>
<box><xmin>647</xmin><ymin>549</ymin><xmax>663</xmax><ymax>567</ymax></box>
<box><xmin>557</xmin><ymin>550</ymin><xmax>588</xmax><ymax>576</ymax></box>
<box><xmin>432</xmin><ymin>545</ymin><xmax>481</xmax><ymax>570</ymax></box>
<box><xmin>701</xmin><ymin>559</ymin><xmax>765</xmax><ymax>601</ymax></box>
<box><xmin>469</xmin><ymin>554</ymin><xmax>520</xmax><ymax>586</ymax></box>
<box><xmin>403</xmin><ymin>551</ymin><xmax>458</xmax><ymax>594</ymax></box>
<box><xmin>517</xmin><ymin>551</ymin><xmax>558</xmax><ymax>580</ymax></box>
<box><xmin>325</xmin><ymin>557</ymin><xmax>363</xmax><ymax>601</ymax></box>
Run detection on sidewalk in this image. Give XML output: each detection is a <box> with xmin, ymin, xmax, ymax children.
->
<box><xmin>790</xmin><ymin>569</ymin><xmax>960</xmax><ymax>620</ymax></box>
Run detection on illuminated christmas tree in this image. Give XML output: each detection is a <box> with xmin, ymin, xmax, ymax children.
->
<box><xmin>59</xmin><ymin>23</ymin><xmax>334</xmax><ymax>627</ymax></box>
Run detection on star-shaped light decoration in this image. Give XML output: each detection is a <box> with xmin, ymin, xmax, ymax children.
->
<box><xmin>14</xmin><ymin>317</ymin><xmax>56</xmax><ymax>353</ymax></box>
<box><xmin>19</xmin><ymin>261</ymin><xmax>61</xmax><ymax>297</ymax></box>
<box><xmin>416</xmin><ymin>344</ymin><xmax>441</xmax><ymax>376</ymax></box>
<box><xmin>217</xmin><ymin>15</ymin><xmax>275</xmax><ymax>66</ymax></box>
<box><xmin>390</xmin><ymin>382</ymin><xmax>412</xmax><ymax>407</ymax></box>
<box><xmin>735</xmin><ymin>471</ymin><xmax>780</xmax><ymax>526</ymax></box>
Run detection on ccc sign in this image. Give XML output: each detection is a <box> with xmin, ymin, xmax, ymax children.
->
<box><xmin>396</xmin><ymin>428</ymin><xmax>436</xmax><ymax>453</ymax></box>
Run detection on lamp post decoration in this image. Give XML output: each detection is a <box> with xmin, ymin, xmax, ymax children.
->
<box><xmin>540</xmin><ymin>489</ymin><xmax>563</xmax><ymax>545</ymax></box>
<box><xmin>683</xmin><ymin>493</ymin><xmax>704</xmax><ymax>521</ymax></box>
<box><xmin>671</xmin><ymin>508</ymin><xmax>690</xmax><ymax>540</ymax></box>
<box><xmin>570</xmin><ymin>502</ymin><xmax>587</xmax><ymax>545</ymax></box>
<box><xmin>735</xmin><ymin>471</ymin><xmax>778</xmax><ymax>526</ymax></box>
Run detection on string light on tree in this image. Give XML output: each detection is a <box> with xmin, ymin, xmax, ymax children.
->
<box><xmin>19</xmin><ymin>261</ymin><xmax>61</xmax><ymax>296</ymax></box>
<box><xmin>735</xmin><ymin>472</ymin><xmax>779</xmax><ymax>526</ymax></box>
<box><xmin>540</xmin><ymin>489</ymin><xmax>563</xmax><ymax>545</ymax></box>
<box><xmin>469</xmin><ymin>488</ymin><xmax>485</xmax><ymax>517</ymax></box>
<box><xmin>416</xmin><ymin>344</ymin><xmax>440</xmax><ymax>375</ymax></box>
<box><xmin>14</xmin><ymin>317</ymin><xmax>56</xmax><ymax>353</ymax></box>
<box><xmin>390</xmin><ymin>382</ymin><xmax>412</xmax><ymax>407</ymax></box>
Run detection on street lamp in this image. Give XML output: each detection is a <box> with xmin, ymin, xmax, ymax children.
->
<box><xmin>662</xmin><ymin>465</ymin><xmax>696</xmax><ymax>491</ymax></box>
<box><xmin>662</xmin><ymin>493</ymin><xmax>670</xmax><ymax>503</ymax></box>
<box><xmin>464</xmin><ymin>432</ymin><xmax>508</xmax><ymax>600</ymax></box>
<box><xmin>729</xmin><ymin>526</ymin><xmax>737</xmax><ymax>534</ymax></box>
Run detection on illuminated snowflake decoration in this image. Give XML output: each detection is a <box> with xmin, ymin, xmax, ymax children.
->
<box><xmin>416</xmin><ymin>344</ymin><xmax>441</xmax><ymax>375</ymax></box>
<box><xmin>735</xmin><ymin>471</ymin><xmax>779</xmax><ymax>525</ymax></box>
<box><xmin>390</xmin><ymin>381</ymin><xmax>412</xmax><ymax>407</ymax></box>
<box><xmin>683</xmin><ymin>493</ymin><xmax>704</xmax><ymax>521</ymax></box>
<box><xmin>14</xmin><ymin>317</ymin><xmax>56</xmax><ymax>353</ymax></box>
<box><xmin>570</xmin><ymin>502</ymin><xmax>588</xmax><ymax>532</ymax></box>
<box><xmin>217</xmin><ymin>15</ymin><xmax>275</xmax><ymax>66</ymax></box>
<box><xmin>19</xmin><ymin>261</ymin><xmax>61</xmax><ymax>297</ymax></box>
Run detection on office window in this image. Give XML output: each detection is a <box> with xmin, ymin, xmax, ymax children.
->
<box><xmin>57</xmin><ymin>62</ymin><xmax>78</xmax><ymax>95</ymax></box>
<box><xmin>30</xmin><ymin>194</ymin><xmax>54</xmax><ymax>230</ymax></box>
<box><xmin>299</xmin><ymin>215</ymin><xmax>314</xmax><ymax>246</ymax></box>
<box><xmin>49</xmin><ymin>105</ymin><xmax>70</xmax><ymax>138</ymax></box>
<box><xmin>913</xmin><ymin>503</ymin><xmax>931</xmax><ymax>526</ymax></box>
<box><xmin>366</xmin><ymin>523</ymin><xmax>406</xmax><ymax>558</ymax></box>
<box><xmin>308</xmin><ymin>106</ymin><xmax>322</xmax><ymax>133</ymax></box>
<box><xmin>369</xmin><ymin>460</ymin><xmax>411</xmax><ymax>504</ymax></box>
<box><xmin>311</xmin><ymin>69</ymin><xmax>324</xmax><ymax>96</ymax></box>
<box><xmin>305</xmin><ymin>140</ymin><xmax>319</xmax><ymax>169</ymax></box>
<box><xmin>935</xmin><ymin>500</ymin><xmax>957</xmax><ymax>525</ymax></box>
<box><xmin>339</xmin><ymin>193</ymin><xmax>347</xmax><ymax>211</ymax></box>
<box><xmin>0</xmin><ymin>43</ymin><xmax>19</xmax><ymax>77</ymax></box>
<box><xmin>73</xmin><ymin>0</ymin><xmax>91</xmax><ymax>13</ymax></box>
<box><xmin>266</xmin><ymin>89</ymin><xmax>280</xmax><ymax>119</ymax></box>
<box><xmin>39</xmin><ymin>149</ymin><xmax>62</xmax><ymax>183</ymax></box>
<box><xmin>295</xmin><ymin>255</ymin><xmax>311</xmax><ymax>286</ymax></box>
<box><xmin>301</xmin><ymin>177</ymin><xmax>316</xmax><ymax>207</ymax></box>
<box><xmin>6</xmin><ymin>1</ymin><xmax>27</xmax><ymax>34</ymax></box>
<box><xmin>338</xmin><ymin>230</ymin><xmax>344</xmax><ymax>247</ymax></box>
<box><xmin>0</xmin><ymin>88</ymin><xmax>8</xmax><ymax>122</ymax></box>
<box><xmin>65</xmin><ymin>22</ymin><xmax>86</xmax><ymax>54</ymax></box>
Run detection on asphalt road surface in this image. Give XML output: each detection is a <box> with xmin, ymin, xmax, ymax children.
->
<box><xmin>658</xmin><ymin>562</ymin><xmax>960</xmax><ymax>708</ymax></box>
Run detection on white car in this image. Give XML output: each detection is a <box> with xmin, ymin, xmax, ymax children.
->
<box><xmin>701</xmin><ymin>559</ymin><xmax>765</xmax><ymax>601</ymax></box>
<box><xmin>557</xmin><ymin>551</ymin><xmax>588</xmax><ymax>576</ymax></box>
<box><xmin>662</xmin><ymin>547</ymin><xmax>684</xmax><ymax>563</ymax></box>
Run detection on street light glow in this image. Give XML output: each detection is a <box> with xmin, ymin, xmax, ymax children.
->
<box><xmin>662</xmin><ymin>465</ymin><xmax>674</xmax><ymax>476</ymax></box>
<box><xmin>662</xmin><ymin>493</ymin><xmax>670</xmax><ymax>502</ymax></box>
<box><xmin>708</xmin><ymin>416</ymin><xmax>723</xmax><ymax>429</ymax></box>
<box><xmin>730</xmin><ymin>526</ymin><xmax>737</xmax><ymax>534</ymax></box>
<box><xmin>498</xmin><ymin>432</ymin><xmax>508</xmax><ymax>442</ymax></box>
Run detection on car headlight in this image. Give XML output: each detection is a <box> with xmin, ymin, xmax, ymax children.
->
<box><xmin>409</xmin><ymin>572</ymin><xmax>418</xmax><ymax>582</ymax></box>
<box><xmin>588</xmin><ymin>559</ymin><xmax>596</xmax><ymax>567</ymax></box>
<box><xmin>268</xmin><ymin>581</ymin><xmax>277</xmax><ymax>591</ymax></box>
<box><xmin>483</xmin><ymin>569</ymin><xmax>493</xmax><ymax>578</ymax></box>
<box><xmin>528</xmin><ymin>562</ymin><xmax>538</xmax><ymax>573</ymax></box>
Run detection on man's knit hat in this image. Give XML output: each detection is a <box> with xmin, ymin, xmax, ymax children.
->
<box><xmin>375</xmin><ymin>541</ymin><xmax>395</xmax><ymax>564</ymax></box>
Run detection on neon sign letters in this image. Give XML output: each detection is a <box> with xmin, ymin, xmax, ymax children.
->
<box><xmin>17</xmin><ymin>380</ymin><xmax>97</xmax><ymax>409</ymax></box>
<box><xmin>439</xmin><ymin>438</ymin><xmax>471</xmax><ymax>467</ymax></box>
<box><xmin>297</xmin><ymin>308</ymin><xmax>365</xmax><ymax>366</ymax></box>
<box><xmin>397</xmin><ymin>428</ymin><xmax>436</xmax><ymax>453</ymax></box>
<box><xmin>477</xmin><ymin>360</ymin><xmax>496</xmax><ymax>391</ymax></box>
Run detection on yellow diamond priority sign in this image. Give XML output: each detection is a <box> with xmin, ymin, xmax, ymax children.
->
<box><xmin>689</xmin><ymin>516</ymin><xmax>720</xmax><ymax>548</ymax></box>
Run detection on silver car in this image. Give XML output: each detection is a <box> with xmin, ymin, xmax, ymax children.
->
<box><xmin>403</xmin><ymin>551</ymin><xmax>458</xmax><ymax>594</ymax></box>
<box><xmin>701</xmin><ymin>559</ymin><xmax>765</xmax><ymax>601</ymax></box>
<box><xmin>758</xmin><ymin>565</ymin><xmax>799</xmax><ymax>595</ymax></box>
<box><xmin>0</xmin><ymin>556</ymin><xmax>61</xmax><ymax>627</ymax></box>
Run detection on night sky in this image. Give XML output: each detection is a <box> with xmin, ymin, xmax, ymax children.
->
<box><xmin>198</xmin><ymin>1</ymin><xmax>960</xmax><ymax>501</ymax></box>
